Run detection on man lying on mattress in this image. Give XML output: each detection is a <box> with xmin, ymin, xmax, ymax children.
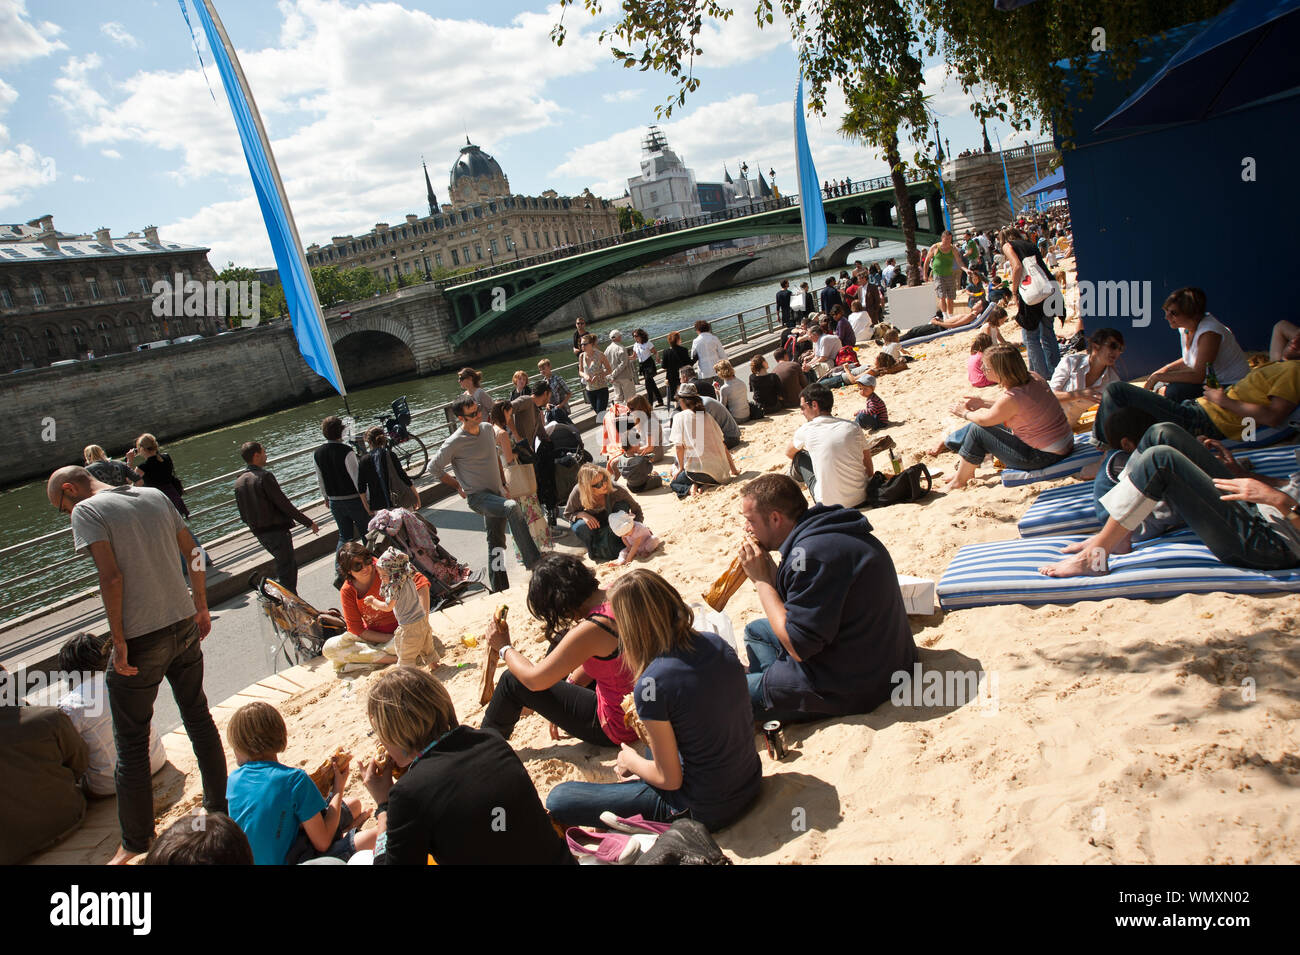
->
<box><xmin>1040</xmin><ymin>420</ymin><xmax>1300</xmax><ymax>578</ymax></box>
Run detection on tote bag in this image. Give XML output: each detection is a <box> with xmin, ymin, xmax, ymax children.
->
<box><xmin>1019</xmin><ymin>254</ymin><xmax>1056</xmax><ymax>306</ymax></box>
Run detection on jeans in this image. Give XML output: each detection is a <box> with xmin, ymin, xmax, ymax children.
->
<box><xmin>466</xmin><ymin>490</ymin><xmax>541</xmax><ymax>592</ymax></box>
<box><xmin>669</xmin><ymin>470</ymin><xmax>723</xmax><ymax>499</ymax></box>
<box><xmin>253</xmin><ymin>528</ymin><xmax>299</xmax><ymax>594</ymax></box>
<box><xmin>1162</xmin><ymin>381</ymin><xmax>1204</xmax><ymax>403</ymax></box>
<box><xmin>585</xmin><ymin>387</ymin><xmax>610</xmax><ymax>416</ymax></box>
<box><xmin>640</xmin><ymin>361</ymin><xmax>664</xmax><ymax>405</ymax></box>
<box><xmin>1091</xmin><ymin>382</ymin><xmax>1221</xmax><ymax>447</ymax></box>
<box><xmin>545</xmin><ymin>778</ymin><xmax>681</xmax><ymax>829</ymax></box>
<box><xmin>328</xmin><ymin>497</ymin><xmax>371</xmax><ymax>553</ymax></box>
<box><xmin>1105</xmin><ymin>422</ymin><xmax>1298</xmax><ymax>569</ymax></box>
<box><xmin>107</xmin><ymin>617</ymin><xmax>227</xmax><ymax>853</ymax></box>
<box><xmin>744</xmin><ymin>620</ymin><xmax>828</xmax><ymax>725</ymax></box>
<box><xmin>569</xmin><ymin>518</ymin><xmax>625</xmax><ymax>562</ymax></box>
<box><xmin>944</xmin><ymin>423</ymin><xmax>1070</xmax><ymax>471</ymax></box>
<box><xmin>855</xmin><ymin>411</ymin><xmax>883</xmax><ymax>431</ymax></box>
<box><xmin>1022</xmin><ymin>317</ymin><xmax>1060</xmax><ymax>380</ymax></box>
<box><xmin>482</xmin><ymin>670</ymin><xmax>615</xmax><ymax>747</ymax></box>
<box><xmin>789</xmin><ymin>450</ymin><xmax>819</xmax><ymax>499</ymax></box>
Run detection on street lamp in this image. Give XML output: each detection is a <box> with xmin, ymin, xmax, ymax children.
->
<box><xmin>390</xmin><ymin>250</ymin><xmax>399</xmax><ymax>287</ymax></box>
<box><xmin>420</xmin><ymin>244</ymin><xmax>431</xmax><ymax>281</ymax></box>
<box><xmin>506</xmin><ymin>234</ymin><xmax>518</xmax><ymax>261</ymax></box>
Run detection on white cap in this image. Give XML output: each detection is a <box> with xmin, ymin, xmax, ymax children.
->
<box><xmin>609</xmin><ymin>510</ymin><xmax>635</xmax><ymax>537</ymax></box>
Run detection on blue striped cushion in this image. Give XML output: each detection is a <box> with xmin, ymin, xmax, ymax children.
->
<box><xmin>896</xmin><ymin>313</ymin><xmax>987</xmax><ymax>347</ymax></box>
<box><xmin>937</xmin><ymin>530</ymin><xmax>1300</xmax><ymax>610</ymax></box>
<box><xmin>1017</xmin><ymin>444</ymin><xmax>1300</xmax><ymax>538</ymax></box>
<box><xmin>1000</xmin><ymin>426</ymin><xmax>1297</xmax><ymax>488</ymax></box>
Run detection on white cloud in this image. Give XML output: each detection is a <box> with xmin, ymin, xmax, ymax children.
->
<box><xmin>100</xmin><ymin>21</ymin><xmax>138</xmax><ymax>48</ymax></box>
<box><xmin>0</xmin><ymin>138</ymin><xmax>56</xmax><ymax>210</ymax></box>
<box><xmin>100</xmin><ymin>148</ymin><xmax>121</xmax><ymax>160</ymax></box>
<box><xmin>72</xmin><ymin>173</ymin><xmax>88</xmax><ymax>183</ymax></box>
<box><xmin>51</xmin><ymin>0</ymin><xmax>616</xmax><ymax>264</ymax></box>
<box><xmin>0</xmin><ymin>0</ymin><xmax>66</xmax><ymax>67</ymax></box>
<box><xmin>602</xmin><ymin>90</ymin><xmax>642</xmax><ymax>104</ymax></box>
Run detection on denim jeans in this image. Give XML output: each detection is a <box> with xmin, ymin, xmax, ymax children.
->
<box><xmin>569</xmin><ymin>518</ymin><xmax>624</xmax><ymax>562</ymax></box>
<box><xmin>466</xmin><ymin>490</ymin><xmax>541</xmax><ymax>592</ymax></box>
<box><xmin>1022</xmin><ymin>318</ymin><xmax>1061</xmax><ymax>380</ymax></box>
<box><xmin>545</xmin><ymin>778</ymin><xmax>682</xmax><ymax>829</ymax></box>
<box><xmin>329</xmin><ymin>497</ymin><xmax>371</xmax><ymax>553</ymax></box>
<box><xmin>106</xmin><ymin>617</ymin><xmax>227</xmax><ymax>853</ymax></box>
<box><xmin>1105</xmin><ymin>422</ymin><xmax>1298</xmax><ymax>569</ymax></box>
<box><xmin>944</xmin><ymin>423</ymin><xmax>1069</xmax><ymax>471</ymax></box>
<box><xmin>855</xmin><ymin>411</ymin><xmax>883</xmax><ymax>431</ymax></box>
<box><xmin>743</xmin><ymin>620</ymin><xmax>828</xmax><ymax>726</ymax></box>
<box><xmin>585</xmin><ymin>387</ymin><xmax>610</xmax><ymax>415</ymax></box>
<box><xmin>1162</xmin><ymin>381</ymin><xmax>1204</xmax><ymax>403</ymax></box>
<box><xmin>481</xmin><ymin>670</ymin><xmax>614</xmax><ymax>747</ymax></box>
<box><xmin>1091</xmin><ymin>382</ymin><xmax>1221</xmax><ymax>447</ymax></box>
<box><xmin>669</xmin><ymin>470</ymin><xmax>723</xmax><ymax>499</ymax></box>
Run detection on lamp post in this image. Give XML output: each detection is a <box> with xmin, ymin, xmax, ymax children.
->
<box><xmin>420</xmin><ymin>244</ymin><xmax>431</xmax><ymax>281</ymax></box>
<box><xmin>981</xmin><ymin>118</ymin><xmax>992</xmax><ymax>154</ymax></box>
<box><xmin>390</xmin><ymin>250</ymin><xmax>400</xmax><ymax>288</ymax></box>
<box><xmin>506</xmin><ymin>234</ymin><xmax>518</xmax><ymax>261</ymax></box>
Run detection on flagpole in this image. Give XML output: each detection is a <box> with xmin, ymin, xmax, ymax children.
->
<box><xmin>195</xmin><ymin>0</ymin><xmax>349</xmax><ymax>412</ymax></box>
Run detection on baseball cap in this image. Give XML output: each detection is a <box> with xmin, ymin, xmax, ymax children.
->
<box><xmin>856</xmin><ymin>374</ymin><xmax>877</xmax><ymax>388</ymax></box>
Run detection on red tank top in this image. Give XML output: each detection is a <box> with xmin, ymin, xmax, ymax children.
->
<box><xmin>581</xmin><ymin>603</ymin><xmax>637</xmax><ymax>745</ymax></box>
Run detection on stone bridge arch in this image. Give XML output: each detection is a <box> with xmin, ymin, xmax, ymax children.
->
<box><xmin>331</xmin><ymin>313</ymin><xmax>418</xmax><ymax>385</ymax></box>
<box><xmin>697</xmin><ymin>255</ymin><xmax>763</xmax><ymax>294</ymax></box>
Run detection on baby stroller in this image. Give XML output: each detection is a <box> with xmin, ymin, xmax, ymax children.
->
<box><xmin>254</xmin><ymin>575</ymin><xmax>347</xmax><ymax>671</ymax></box>
<box><xmin>365</xmin><ymin>508</ymin><xmax>480</xmax><ymax>611</ymax></box>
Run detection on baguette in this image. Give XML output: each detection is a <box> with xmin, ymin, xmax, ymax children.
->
<box><xmin>479</xmin><ymin>605</ymin><xmax>510</xmax><ymax>706</ymax></box>
<box><xmin>620</xmin><ymin>694</ymin><xmax>650</xmax><ymax>746</ymax></box>
<box><xmin>702</xmin><ymin>554</ymin><xmax>746</xmax><ymax>612</ymax></box>
<box><xmin>308</xmin><ymin>747</ymin><xmax>350</xmax><ymax>798</ymax></box>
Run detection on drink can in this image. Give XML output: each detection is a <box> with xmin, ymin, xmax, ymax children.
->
<box><xmin>762</xmin><ymin>720</ymin><xmax>787</xmax><ymax>761</ymax></box>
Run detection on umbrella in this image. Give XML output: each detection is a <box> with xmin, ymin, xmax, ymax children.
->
<box><xmin>1021</xmin><ymin>167</ymin><xmax>1065</xmax><ymax>197</ymax></box>
<box><xmin>1096</xmin><ymin>0</ymin><xmax>1300</xmax><ymax>131</ymax></box>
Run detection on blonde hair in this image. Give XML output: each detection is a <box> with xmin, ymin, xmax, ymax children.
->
<box><xmin>537</xmin><ymin>358</ymin><xmax>551</xmax><ymax>371</ymax></box>
<box><xmin>576</xmin><ymin>463</ymin><xmax>609</xmax><ymax>511</ymax></box>
<box><xmin>136</xmin><ymin>433</ymin><xmax>159</xmax><ymax>453</ymax></box>
<box><xmin>714</xmin><ymin>359</ymin><xmax>736</xmax><ymax>380</ymax></box>
<box><xmin>366</xmin><ymin>668</ymin><xmax>458</xmax><ymax>755</ymax></box>
<box><xmin>609</xmin><ymin>569</ymin><xmax>695</xmax><ymax>678</ymax></box>
<box><xmin>982</xmin><ymin>343</ymin><xmax>1031</xmax><ymax>388</ymax></box>
<box><xmin>227</xmin><ymin>701</ymin><xmax>287</xmax><ymax>758</ymax></box>
<box><xmin>83</xmin><ymin>444</ymin><xmax>107</xmax><ymax>464</ymax></box>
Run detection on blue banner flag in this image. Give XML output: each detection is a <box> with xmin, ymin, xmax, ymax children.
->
<box><xmin>793</xmin><ymin>76</ymin><xmax>828</xmax><ymax>263</ymax></box>
<box><xmin>188</xmin><ymin>0</ymin><xmax>346</xmax><ymax>397</ymax></box>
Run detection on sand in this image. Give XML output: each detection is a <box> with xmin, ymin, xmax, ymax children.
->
<box><xmin>153</xmin><ymin>263</ymin><xmax>1300</xmax><ymax>864</ymax></box>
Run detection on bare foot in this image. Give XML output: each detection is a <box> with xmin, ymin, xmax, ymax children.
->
<box><xmin>943</xmin><ymin>474</ymin><xmax>968</xmax><ymax>491</ymax></box>
<box><xmin>349</xmin><ymin>807</ymin><xmax>372</xmax><ymax>831</ymax></box>
<box><xmin>1061</xmin><ymin>535</ymin><xmax>1099</xmax><ymax>555</ymax></box>
<box><xmin>108</xmin><ymin>845</ymin><xmax>139</xmax><ymax>866</ymax></box>
<box><xmin>1039</xmin><ymin>548</ymin><xmax>1109</xmax><ymax>577</ymax></box>
<box><xmin>928</xmin><ymin>441</ymin><xmax>948</xmax><ymax>456</ymax></box>
<box><xmin>1077</xmin><ymin>460</ymin><xmax>1101</xmax><ymax>481</ymax></box>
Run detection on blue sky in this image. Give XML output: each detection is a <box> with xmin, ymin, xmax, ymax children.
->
<box><xmin>2</xmin><ymin>0</ymin><xmax>1044</xmax><ymax>267</ymax></box>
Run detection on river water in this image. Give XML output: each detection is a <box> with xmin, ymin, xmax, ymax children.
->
<box><xmin>1</xmin><ymin>240</ymin><xmax>906</xmax><ymax>619</ymax></box>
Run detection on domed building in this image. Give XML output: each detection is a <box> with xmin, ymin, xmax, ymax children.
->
<box><xmin>449</xmin><ymin>139</ymin><xmax>510</xmax><ymax>206</ymax></box>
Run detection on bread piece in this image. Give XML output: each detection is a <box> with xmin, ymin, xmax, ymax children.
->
<box><xmin>621</xmin><ymin>693</ymin><xmax>650</xmax><ymax>746</ymax></box>
<box><xmin>479</xmin><ymin>605</ymin><xmax>510</xmax><ymax>706</ymax></box>
<box><xmin>308</xmin><ymin>747</ymin><xmax>350</xmax><ymax>798</ymax></box>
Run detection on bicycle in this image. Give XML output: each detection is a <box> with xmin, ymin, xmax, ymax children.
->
<box><xmin>352</xmin><ymin>397</ymin><xmax>430</xmax><ymax>481</ymax></box>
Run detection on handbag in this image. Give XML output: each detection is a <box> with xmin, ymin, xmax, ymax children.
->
<box><xmin>384</xmin><ymin>451</ymin><xmax>419</xmax><ymax>511</ymax></box>
<box><xmin>504</xmin><ymin>461</ymin><xmax>538</xmax><ymax>499</ymax></box>
<box><xmin>1018</xmin><ymin>254</ymin><xmax>1055</xmax><ymax>306</ymax></box>
<box><xmin>866</xmin><ymin>463</ymin><xmax>933</xmax><ymax>507</ymax></box>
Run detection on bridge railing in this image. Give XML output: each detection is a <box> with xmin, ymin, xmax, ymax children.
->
<box><xmin>0</xmin><ymin>301</ymin><xmax>789</xmax><ymax>622</ymax></box>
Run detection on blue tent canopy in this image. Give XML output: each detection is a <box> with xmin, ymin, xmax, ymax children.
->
<box><xmin>1097</xmin><ymin>0</ymin><xmax>1300</xmax><ymax>131</ymax></box>
<box><xmin>1021</xmin><ymin>167</ymin><xmax>1065</xmax><ymax>197</ymax></box>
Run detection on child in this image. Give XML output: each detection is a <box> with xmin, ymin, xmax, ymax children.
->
<box><xmin>873</xmin><ymin>352</ymin><xmax>907</xmax><ymax>376</ymax></box>
<box><xmin>985</xmin><ymin>304</ymin><xmax>1009</xmax><ymax>346</ymax></box>
<box><xmin>988</xmin><ymin>275</ymin><xmax>1013</xmax><ymax>306</ymax></box>
<box><xmin>608</xmin><ymin>509</ymin><xmax>661</xmax><ymax>565</ymax></box>
<box><xmin>964</xmin><ymin>269</ymin><xmax>987</xmax><ymax>311</ymax></box>
<box><xmin>365</xmin><ymin>549</ymin><xmax>441</xmax><ymax>668</ymax></box>
<box><xmin>853</xmin><ymin>374</ymin><xmax>888</xmax><ymax>431</ymax></box>
<box><xmin>968</xmin><ymin>333</ymin><xmax>996</xmax><ymax>388</ymax></box>
<box><xmin>225</xmin><ymin>701</ymin><xmax>377</xmax><ymax>865</ymax></box>
<box><xmin>879</xmin><ymin>327</ymin><xmax>906</xmax><ymax>363</ymax></box>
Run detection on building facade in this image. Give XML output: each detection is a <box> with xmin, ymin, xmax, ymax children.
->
<box><xmin>0</xmin><ymin>216</ymin><xmax>218</xmax><ymax>371</ymax></box>
<box><xmin>627</xmin><ymin>127</ymin><xmax>703</xmax><ymax>222</ymax></box>
<box><xmin>305</xmin><ymin>139</ymin><xmax>621</xmax><ymax>281</ymax></box>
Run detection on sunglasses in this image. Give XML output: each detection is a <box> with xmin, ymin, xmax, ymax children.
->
<box><xmin>460</xmin><ymin>409</ymin><xmax>481</xmax><ymax>419</ymax></box>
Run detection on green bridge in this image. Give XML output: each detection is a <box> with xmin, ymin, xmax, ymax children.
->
<box><xmin>439</xmin><ymin>177</ymin><xmax>944</xmax><ymax>346</ymax></box>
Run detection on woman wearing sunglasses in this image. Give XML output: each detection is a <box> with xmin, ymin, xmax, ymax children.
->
<box><xmin>1050</xmin><ymin>327</ymin><xmax>1126</xmax><ymax>431</ymax></box>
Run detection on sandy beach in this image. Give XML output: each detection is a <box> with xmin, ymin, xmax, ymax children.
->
<box><xmin>151</xmin><ymin>264</ymin><xmax>1300</xmax><ymax>864</ymax></box>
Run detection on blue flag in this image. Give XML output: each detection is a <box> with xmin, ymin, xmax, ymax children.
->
<box><xmin>188</xmin><ymin>0</ymin><xmax>346</xmax><ymax>397</ymax></box>
<box><xmin>793</xmin><ymin>76</ymin><xmax>828</xmax><ymax>263</ymax></box>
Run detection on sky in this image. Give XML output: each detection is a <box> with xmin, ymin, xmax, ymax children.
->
<box><xmin>1</xmin><ymin>0</ymin><xmax>1046</xmax><ymax>268</ymax></box>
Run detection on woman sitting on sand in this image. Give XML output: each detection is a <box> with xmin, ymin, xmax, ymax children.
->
<box><xmin>481</xmin><ymin>553</ymin><xmax>638</xmax><ymax>749</ymax></box>
<box><xmin>1040</xmin><ymin>422</ymin><xmax>1300</xmax><ymax>579</ymax></box>
<box><xmin>321</xmin><ymin>542</ymin><xmax>431</xmax><ymax>674</ymax></box>
<box><xmin>544</xmin><ymin>569</ymin><xmax>762</xmax><ymax>831</ymax></box>
<box><xmin>1143</xmin><ymin>287</ymin><xmax>1250</xmax><ymax>402</ymax></box>
<box><xmin>668</xmin><ymin>388</ymin><xmax>740</xmax><ymax>498</ymax></box>
<box><xmin>1050</xmin><ymin>327</ymin><xmax>1125</xmax><ymax>429</ymax></box>
<box><xmin>932</xmin><ymin>343</ymin><xmax>1073</xmax><ymax>490</ymax></box>
<box><xmin>563</xmin><ymin>463</ymin><xmax>644</xmax><ymax>562</ymax></box>
<box><xmin>749</xmin><ymin>355</ymin><xmax>785</xmax><ymax>413</ymax></box>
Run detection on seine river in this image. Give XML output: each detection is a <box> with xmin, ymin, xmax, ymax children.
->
<box><xmin>2</xmin><ymin>241</ymin><xmax>905</xmax><ymax>618</ymax></box>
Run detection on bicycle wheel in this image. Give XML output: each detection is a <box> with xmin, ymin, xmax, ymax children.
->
<box><xmin>395</xmin><ymin>434</ymin><xmax>429</xmax><ymax>480</ymax></box>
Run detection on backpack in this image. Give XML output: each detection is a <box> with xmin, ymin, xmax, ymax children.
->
<box><xmin>834</xmin><ymin>345</ymin><xmax>858</xmax><ymax>367</ymax></box>
<box><xmin>866</xmin><ymin>463</ymin><xmax>932</xmax><ymax>507</ymax></box>
<box><xmin>618</xmin><ymin>454</ymin><xmax>662</xmax><ymax>491</ymax></box>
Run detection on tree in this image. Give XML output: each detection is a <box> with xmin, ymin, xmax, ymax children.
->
<box><xmin>617</xmin><ymin>206</ymin><xmax>647</xmax><ymax>232</ymax></box>
<box><xmin>216</xmin><ymin>263</ymin><xmax>282</xmax><ymax>324</ymax></box>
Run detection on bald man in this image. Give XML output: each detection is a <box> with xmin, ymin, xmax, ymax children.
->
<box><xmin>47</xmin><ymin>467</ymin><xmax>226</xmax><ymax>864</ymax></box>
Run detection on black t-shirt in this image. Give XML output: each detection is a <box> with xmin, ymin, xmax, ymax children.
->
<box><xmin>1009</xmin><ymin>238</ymin><xmax>1049</xmax><ymax>326</ymax></box>
<box><xmin>750</xmin><ymin>372</ymin><xmax>784</xmax><ymax>411</ymax></box>
<box><xmin>374</xmin><ymin>726</ymin><xmax>573</xmax><ymax>866</ymax></box>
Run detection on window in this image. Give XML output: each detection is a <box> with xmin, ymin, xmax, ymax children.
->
<box><xmin>114</xmin><ymin>278</ymin><xmax>127</xmax><ymax>296</ymax></box>
<box><xmin>97</xmin><ymin>321</ymin><xmax>112</xmax><ymax>352</ymax></box>
<box><xmin>0</xmin><ymin>288</ymin><xmax>12</xmax><ymax>308</ymax></box>
<box><xmin>423</xmin><ymin>257</ymin><xmax>431</xmax><ymax>273</ymax></box>
<box><xmin>522</xmin><ymin>233</ymin><xmax>529</xmax><ymax>249</ymax></box>
<box><xmin>62</xmin><ymin>285</ymin><xmax>73</xmax><ymax>303</ymax></box>
<box><xmin>435</xmin><ymin>253</ymin><xmax>443</xmax><ymax>267</ymax></box>
<box><xmin>32</xmin><ymin>286</ymin><xmax>47</xmax><ymax>306</ymax></box>
<box><xmin>46</xmin><ymin>328</ymin><xmax>60</xmax><ymax>355</ymax></box>
<box><xmin>384</xmin><ymin>268</ymin><xmax>391</xmax><ymax>280</ymax></box>
<box><xmin>564</xmin><ymin>231</ymin><xmax>570</xmax><ymax>244</ymax></box>
<box><xmin>71</xmin><ymin>326</ymin><xmax>86</xmax><ymax>352</ymax></box>
<box><xmin>489</xmin><ymin>240</ymin><xmax>498</xmax><ymax>255</ymax></box>
<box><xmin>88</xmin><ymin>279</ymin><xmax>101</xmax><ymax>300</ymax></box>
<box><xmin>472</xmin><ymin>244</ymin><xmax>481</xmax><ymax>261</ymax></box>
<box><xmin>450</xmin><ymin>250</ymin><xmax>459</xmax><ymax>266</ymax></box>
<box><xmin>462</xmin><ymin>246</ymin><xmax>471</xmax><ymax>262</ymax></box>
<box><xmin>544</xmin><ymin>231</ymin><xmax>551</xmax><ymax>246</ymax></box>
<box><xmin>403</xmin><ymin>262</ymin><xmax>411</xmax><ymax>273</ymax></box>
<box><xmin>650</xmin><ymin>190</ymin><xmax>658</xmax><ymax>203</ymax></box>
<box><xmin>471</xmin><ymin>228</ymin><xmax>478</xmax><ymax>235</ymax></box>
<box><xmin>533</xmin><ymin>232</ymin><xmax>540</xmax><ymax>248</ymax></box>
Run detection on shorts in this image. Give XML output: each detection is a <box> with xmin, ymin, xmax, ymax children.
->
<box><xmin>933</xmin><ymin>273</ymin><xmax>957</xmax><ymax>300</ymax></box>
<box><xmin>285</xmin><ymin>802</ymin><xmax>357</xmax><ymax>865</ymax></box>
<box><xmin>395</xmin><ymin>616</ymin><xmax>440</xmax><ymax>668</ymax></box>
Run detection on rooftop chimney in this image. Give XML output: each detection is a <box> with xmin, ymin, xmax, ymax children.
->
<box><xmin>405</xmin><ymin>214</ymin><xmax>419</xmax><ymax>224</ymax></box>
<box><xmin>38</xmin><ymin>229</ymin><xmax>59</xmax><ymax>252</ymax></box>
<box><xmin>142</xmin><ymin>225</ymin><xmax>160</xmax><ymax>246</ymax></box>
<box><xmin>94</xmin><ymin>227</ymin><xmax>113</xmax><ymax>250</ymax></box>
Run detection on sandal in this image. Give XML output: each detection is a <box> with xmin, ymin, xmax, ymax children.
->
<box><xmin>565</xmin><ymin>827</ymin><xmax>642</xmax><ymax>864</ymax></box>
<box><xmin>598</xmin><ymin>812</ymin><xmax>673</xmax><ymax>835</ymax></box>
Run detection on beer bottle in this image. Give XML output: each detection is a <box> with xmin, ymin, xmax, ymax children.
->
<box><xmin>1205</xmin><ymin>364</ymin><xmax>1219</xmax><ymax>389</ymax></box>
<box><xmin>890</xmin><ymin>449</ymin><xmax>903</xmax><ymax>475</ymax></box>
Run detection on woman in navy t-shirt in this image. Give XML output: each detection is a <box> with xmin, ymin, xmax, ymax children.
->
<box><xmin>545</xmin><ymin>569</ymin><xmax>762</xmax><ymax>831</ymax></box>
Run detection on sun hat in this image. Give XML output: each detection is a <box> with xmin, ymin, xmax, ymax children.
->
<box><xmin>609</xmin><ymin>511</ymin><xmax>635</xmax><ymax>537</ymax></box>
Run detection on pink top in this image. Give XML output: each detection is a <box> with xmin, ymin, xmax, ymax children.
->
<box><xmin>1004</xmin><ymin>375</ymin><xmax>1074</xmax><ymax>455</ymax></box>
<box><xmin>967</xmin><ymin>352</ymin><xmax>994</xmax><ymax>387</ymax></box>
<box><xmin>580</xmin><ymin>602</ymin><xmax>638</xmax><ymax>745</ymax></box>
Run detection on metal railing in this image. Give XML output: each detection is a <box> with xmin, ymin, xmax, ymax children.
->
<box><xmin>0</xmin><ymin>301</ymin><xmax>790</xmax><ymax>622</ymax></box>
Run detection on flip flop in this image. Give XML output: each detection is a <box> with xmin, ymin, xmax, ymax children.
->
<box><xmin>597</xmin><ymin>812</ymin><xmax>673</xmax><ymax>835</ymax></box>
<box><xmin>565</xmin><ymin>827</ymin><xmax>642</xmax><ymax>864</ymax></box>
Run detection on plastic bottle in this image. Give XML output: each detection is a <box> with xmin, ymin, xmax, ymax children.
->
<box><xmin>889</xmin><ymin>450</ymin><xmax>903</xmax><ymax>475</ymax></box>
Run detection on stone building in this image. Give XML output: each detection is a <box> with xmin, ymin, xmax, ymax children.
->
<box><xmin>0</xmin><ymin>215</ymin><xmax>218</xmax><ymax>371</ymax></box>
<box><xmin>305</xmin><ymin>138</ymin><xmax>620</xmax><ymax>281</ymax></box>
<box><xmin>627</xmin><ymin>126</ymin><xmax>703</xmax><ymax>222</ymax></box>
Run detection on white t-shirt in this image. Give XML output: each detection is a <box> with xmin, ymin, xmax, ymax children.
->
<box><xmin>881</xmin><ymin>342</ymin><xmax>903</xmax><ymax>361</ymax></box>
<box><xmin>791</xmin><ymin>415</ymin><xmax>868</xmax><ymax>508</ymax></box>
<box><xmin>717</xmin><ymin>378</ymin><xmax>750</xmax><ymax>422</ymax></box>
<box><xmin>632</xmin><ymin>341</ymin><xmax>655</xmax><ymax>363</ymax></box>
<box><xmin>691</xmin><ymin>332</ymin><xmax>727</xmax><ymax>377</ymax></box>
<box><xmin>668</xmin><ymin>410</ymin><xmax>730</xmax><ymax>481</ymax></box>
<box><xmin>813</xmin><ymin>334</ymin><xmax>842</xmax><ymax>361</ymax></box>
<box><xmin>848</xmin><ymin>309</ymin><xmax>873</xmax><ymax>340</ymax></box>
<box><xmin>58</xmin><ymin>673</ymin><xmax>167</xmax><ymax>797</ymax></box>
<box><xmin>1181</xmin><ymin>313</ymin><xmax>1251</xmax><ymax>385</ymax></box>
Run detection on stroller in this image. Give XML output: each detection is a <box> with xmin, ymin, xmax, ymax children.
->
<box><xmin>254</xmin><ymin>576</ymin><xmax>347</xmax><ymax>671</ymax></box>
<box><xmin>364</xmin><ymin>508</ymin><xmax>480</xmax><ymax>611</ymax></box>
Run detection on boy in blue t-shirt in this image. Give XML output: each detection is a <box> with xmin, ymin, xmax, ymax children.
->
<box><xmin>225</xmin><ymin>701</ymin><xmax>376</xmax><ymax>864</ymax></box>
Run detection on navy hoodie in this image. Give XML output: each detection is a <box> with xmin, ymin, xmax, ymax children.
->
<box><xmin>759</xmin><ymin>505</ymin><xmax>917</xmax><ymax>716</ymax></box>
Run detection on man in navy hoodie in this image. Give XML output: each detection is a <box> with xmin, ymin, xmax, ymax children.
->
<box><xmin>737</xmin><ymin>474</ymin><xmax>916</xmax><ymax>723</ymax></box>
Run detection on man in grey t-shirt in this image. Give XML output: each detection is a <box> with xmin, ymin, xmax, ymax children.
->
<box><xmin>432</xmin><ymin>396</ymin><xmax>541</xmax><ymax>592</ymax></box>
<box><xmin>49</xmin><ymin>467</ymin><xmax>227</xmax><ymax>864</ymax></box>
